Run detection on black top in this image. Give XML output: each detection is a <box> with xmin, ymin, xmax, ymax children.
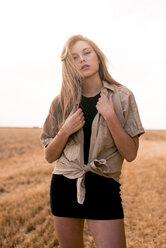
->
<box><xmin>79</xmin><ymin>92</ymin><xmax>100</xmax><ymax>164</ymax></box>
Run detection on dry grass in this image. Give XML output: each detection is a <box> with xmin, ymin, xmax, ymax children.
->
<box><xmin>0</xmin><ymin>128</ymin><xmax>166</xmax><ymax>247</ymax></box>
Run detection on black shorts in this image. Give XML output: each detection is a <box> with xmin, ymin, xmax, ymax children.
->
<box><xmin>50</xmin><ymin>172</ymin><xmax>124</xmax><ymax>220</ymax></box>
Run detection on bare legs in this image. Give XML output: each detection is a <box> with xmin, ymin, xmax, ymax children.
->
<box><xmin>87</xmin><ymin>218</ymin><xmax>126</xmax><ymax>248</ymax></box>
<box><xmin>53</xmin><ymin>216</ymin><xmax>126</xmax><ymax>248</ymax></box>
<box><xmin>53</xmin><ymin>216</ymin><xmax>85</xmax><ymax>248</ymax></box>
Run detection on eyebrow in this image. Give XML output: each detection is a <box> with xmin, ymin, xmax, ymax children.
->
<box><xmin>71</xmin><ymin>47</ymin><xmax>92</xmax><ymax>55</ymax></box>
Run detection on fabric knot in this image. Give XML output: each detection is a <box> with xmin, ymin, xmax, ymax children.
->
<box><xmin>76</xmin><ymin>158</ymin><xmax>107</xmax><ymax>204</ymax></box>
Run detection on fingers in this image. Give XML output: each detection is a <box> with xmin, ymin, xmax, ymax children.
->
<box><xmin>109</xmin><ymin>93</ymin><xmax>113</xmax><ymax>99</ymax></box>
<box><xmin>69</xmin><ymin>107</ymin><xmax>83</xmax><ymax>115</ymax></box>
<box><xmin>98</xmin><ymin>92</ymin><xmax>107</xmax><ymax>101</ymax></box>
<box><xmin>98</xmin><ymin>93</ymin><xmax>113</xmax><ymax>103</ymax></box>
<box><xmin>71</xmin><ymin>109</ymin><xmax>85</xmax><ymax>132</ymax></box>
<box><xmin>77</xmin><ymin>109</ymin><xmax>85</xmax><ymax>127</ymax></box>
<box><xmin>77</xmin><ymin>109</ymin><xmax>85</xmax><ymax>123</ymax></box>
<box><xmin>69</xmin><ymin>108</ymin><xmax>75</xmax><ymax>116</ymax></box>
<box><xmin>74</xmin><ymin>108</ymin><xmax>84</xmax><ymax>117</ymax></box>
<box><xmin>71</xmin><ymin>108</ymin><xmax>85</xmax><ymax>125</ymax></box>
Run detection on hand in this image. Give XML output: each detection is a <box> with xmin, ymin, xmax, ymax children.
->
<box><xmin>62</xmin><ymin>108</ymin><xmax>85</xmax><ymax>136</ymax></box>
<box><xmin>96</xmin><ymin>93</ymin><xmax>115</xmax><ymax>120</ymax></box>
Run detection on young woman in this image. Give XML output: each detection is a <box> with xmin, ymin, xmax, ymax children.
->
<box><xmin>40</xmin><ymin>34</ymin><xmax>145</xmax><ymax>248</ymax></box>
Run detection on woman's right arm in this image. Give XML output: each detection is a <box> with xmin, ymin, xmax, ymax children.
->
<box><xmin>44</xmin><ymin>108</ymin><xmax>85</xmax><ymax>163</ymax></box>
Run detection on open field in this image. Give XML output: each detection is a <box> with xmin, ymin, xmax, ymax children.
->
<box><xmin>0</xmin><ymin>128</ymin><xmax>166</xmax><ymax>247</ymax></box>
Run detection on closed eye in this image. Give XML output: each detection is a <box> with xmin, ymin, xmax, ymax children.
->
<box><xmin>73</xmin><ymin>56</ymin><xmax>78</xmax><ymax>60</ymax></box>
<box><xmin>84</xmin><ymin>51</ymin><xmax>91</xmax><ymax>55</ymax></box>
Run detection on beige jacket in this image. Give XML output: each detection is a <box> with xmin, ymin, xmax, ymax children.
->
<box><xmin>40</xmin><ymin>81</ymin><xmax>145</xmax><ymax>204</ymax></box>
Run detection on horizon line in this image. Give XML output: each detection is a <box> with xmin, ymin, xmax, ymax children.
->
<box><xmin>0</xmin><ymin>126</ymin><xmax>165</xmax><ymax>131</ymax></box>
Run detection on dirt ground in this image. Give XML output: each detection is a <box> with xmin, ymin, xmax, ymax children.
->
<box><xmin>0</xmin><ymin>128</ymin><xmax>166</xmax><ymax>248</ymax></box>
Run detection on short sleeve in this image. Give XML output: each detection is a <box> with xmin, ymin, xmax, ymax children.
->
<box><xmin>122</xmin><ymin>89</ymin><xmax>145</xmax><ymax>137</ymax></box>
<box><xmin>40</xmin><ymin>96</ymin><xmax>60</xmax><ymax>148</ymax></box>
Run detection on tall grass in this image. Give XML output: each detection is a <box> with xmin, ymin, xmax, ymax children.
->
<box><xmin>0</xmin><ymin>128</ymin><xmax>166</xmax><ymax>247</ymax></box>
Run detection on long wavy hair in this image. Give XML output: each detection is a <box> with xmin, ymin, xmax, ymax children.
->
<box><xmin>58</xmin><ymin>34</ymin><xmax>120</xmax><ymax>127</ymax></box>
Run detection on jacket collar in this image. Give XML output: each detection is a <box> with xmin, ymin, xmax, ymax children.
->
<box><xmin>101</xmin><ymin>80</ymin><xmax>115</xmax><ymax>94</ymax></box>
<box><xmin>76</xmin><ymin>81</ymin><xmax>115</xmax><ymax>106</ymax></box>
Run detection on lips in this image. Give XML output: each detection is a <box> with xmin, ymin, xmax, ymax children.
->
<box><xmin>81</xmin><ymin>64</ymin><xmax>90</xmax><ymax>70</ymax></box>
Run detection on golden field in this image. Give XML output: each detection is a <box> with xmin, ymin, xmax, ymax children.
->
<box><xmin>0</xmin><ymin>128</ymin><xmax>166</xmax><ymax>248</ymax></box>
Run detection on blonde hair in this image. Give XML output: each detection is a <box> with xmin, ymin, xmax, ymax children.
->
<box><xmin>58</xmin><ymin>34</ymin><xmax>120</xmax><ymax>127</ymax></box>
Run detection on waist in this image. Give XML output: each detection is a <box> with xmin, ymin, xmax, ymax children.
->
<box><xmin>52</xmin><ymin>171</ymin><xmax>121</xmax><ymax>186</ymax></box>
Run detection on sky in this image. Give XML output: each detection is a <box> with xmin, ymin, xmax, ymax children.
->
<box><xmin>0</xmin><ymin>0</ymin><xmax>166</xmax><ymax>129</ymax></box>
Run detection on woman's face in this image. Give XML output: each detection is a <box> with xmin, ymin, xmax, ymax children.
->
<box><xmin>70</xmin><ymin>40</ymin><xmax>100</xmax><ymax>79</ymax></box>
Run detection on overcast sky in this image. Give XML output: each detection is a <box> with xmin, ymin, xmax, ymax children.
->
<box><xmin>0</xmin><ymin>0</ymin><xmax>166</xmax><ymax>129</ymax></box>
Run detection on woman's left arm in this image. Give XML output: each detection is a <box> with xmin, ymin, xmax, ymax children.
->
<box><xmin>96</xmin><ymin>93</ymin><xmax>139</xmax><ymax>162</ymax></box>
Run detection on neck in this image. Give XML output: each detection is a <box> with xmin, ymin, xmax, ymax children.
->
<box><xmin>82</xmin><ymin>74</ymin><xmax>102</xmax><ymax>97</ymax></box>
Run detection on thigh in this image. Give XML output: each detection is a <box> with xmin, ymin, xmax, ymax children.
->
<box><xmin>87</xmin><ymin>218</ymin><xmax>126</xmax><ymax>248</ymax></box>
<box><xmin>53</xmin><ymin>216</ymin><xmax>85</xmax><ymax>248</ymax></box>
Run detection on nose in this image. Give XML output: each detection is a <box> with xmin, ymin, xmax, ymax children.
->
<box><xmin>80</xmin><ymin>55</ymin><xmax>86</xmax><ymax>63</ymax></box>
